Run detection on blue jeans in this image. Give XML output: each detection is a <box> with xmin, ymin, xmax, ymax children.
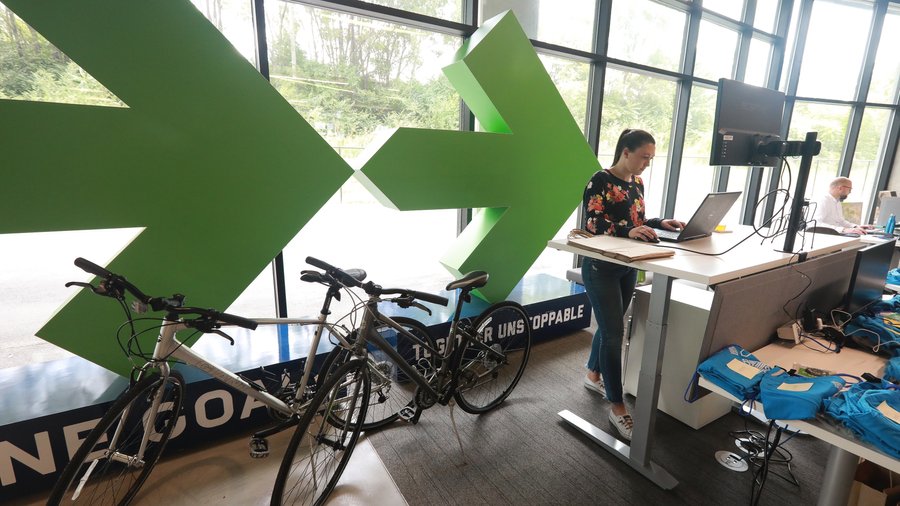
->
<box><xmin>582</xmin><ymin>257</ymin><xmax>637</xmax><ymax>404</ymax></box>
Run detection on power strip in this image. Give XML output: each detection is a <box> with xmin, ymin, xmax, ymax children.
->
<box><xmin>776</xmin><ymin>322</ymin><xmax>802</xmax><ymax>344</ymax></box>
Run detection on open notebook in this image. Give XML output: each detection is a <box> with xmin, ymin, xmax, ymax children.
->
<box><xmin>567</xmin><ymin>234</ymin><xmax>674</xmax><ymax>263</ymax></box>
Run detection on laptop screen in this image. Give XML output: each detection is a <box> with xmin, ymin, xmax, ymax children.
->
<box><xmin>679</xmin><ymin>192</ymin><xmax>742</xmax><ymax>240</ymax></box>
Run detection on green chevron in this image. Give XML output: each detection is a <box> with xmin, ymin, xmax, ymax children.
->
<box><xmin>0</xmin><ymin>0</ymin><xmax>353</xmax><ymax>375</ymax></box>
<box><xmin>358</xmin><ymin>11</ymin><xmax>600</xmax><ymax>301</ymax></box>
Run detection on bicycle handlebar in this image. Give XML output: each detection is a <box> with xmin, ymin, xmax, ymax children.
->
<box><xmin>71</xmin><ymin>258</ymin><xmax>258</xmax><ymax>330</ymax></box>
<box><xmin>305</xmin><ymin>256</ymin><xmax>448</xmax><ymax>307</ymax></box>
<box><xmin>305</xmin><ymin>256</ymin><xmax>363</xmax><ymax>288</ymax></box>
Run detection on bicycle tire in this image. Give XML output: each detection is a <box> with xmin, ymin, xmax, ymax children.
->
<box><xmin>454</xmin><ymin>301</ymin><xmax>532</xmax><ymax>414</ymax></box>
<box><xmin>319</xmin><ymin>316</ymin><xmax>436</xmax><ymax>430</ymax></box>
<box><xmin>271</xmin><ymin>358</ymin><xmax>369</xmax><ymax>506</ymax></box>
<box><xmin>47</xmin><ymin>371</ymin><xmax>186</xmax><ymax>506</ymax></box>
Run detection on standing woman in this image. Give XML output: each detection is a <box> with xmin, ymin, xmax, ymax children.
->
<box><xmin>580</xmin><ymin>128</ymin><xmax>684</xmax><ymax>441</ymax></box>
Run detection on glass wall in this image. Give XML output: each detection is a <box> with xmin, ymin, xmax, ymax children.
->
<box><xmin>2</xmin><ymin>0</ymin><xmax>899</xmax><ymax>366</ymax></box>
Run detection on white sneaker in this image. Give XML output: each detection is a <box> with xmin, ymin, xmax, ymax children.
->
<box><xmin>583</xmin><ymin>374</ymin><xmax>605</xmax><ymax>397</ymax></box>
<box><xmin>608</xmin><ymin>410</ymin><xmax>633</xmax><ymax>441</ymax></box>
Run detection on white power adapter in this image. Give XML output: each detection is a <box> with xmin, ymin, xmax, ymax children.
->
<box><xmin>776</xmin><ymin>322</ymin><xmax>802</xmax><ymax>344</ymax></box>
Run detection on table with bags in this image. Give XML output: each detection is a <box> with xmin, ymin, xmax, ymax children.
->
<box><xmin>697</xmin><ymin>342</ymin><xmax>900</xmax><ymax>506</ymax></box>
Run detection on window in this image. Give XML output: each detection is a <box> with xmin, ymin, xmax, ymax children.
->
<box><xmin>481</xmin><ymin>0</ymin><xmax>595</xmax><ymax>51</ymax></box>
<box><xmin>364</xmin><ymin>0</ymin><xmax>463</xmax><ymax>22</ymax></box>
<box><xmin>0</xmin><ymin>4</ymin><xmax>121</xmax><ymax>105</ymax></box>
<box><xmin>674</xmin><ymin>84</ymin><xmax>718</xmax><ymax>220</ymax></box>
<box><xmin>599</xmin><ymin>68</ymin><xmax>677</xmax><ymax>219</ymax></box>
<box><xmin>694</xmin><ymin>18</ymin><xmax>738</xmax><ymax>81</ymax></box>
<box><xmin>754</xmin><ymin>0</ymin><xmax>779</xmax><ymax>33</ymax></box>
<box><xmin>745</xmin><ymin>37</ymin><xmax>772</xmax><ymax>87</ymax></box>
<box><xmin>703</xmin><ymin>0</ymin><xmax>744</xmax><ymax>21</ymax></box>
<box><xmin>527</xmin><ymin>53</ymin><xmax>590</xmax><ymax>278</ymax></box>
<box><xmin>796</xmin><ymin>0</ymin><xmax>871</xmax><ymax>100</ymax></box>
<box><xmin>608</xmin><ymin>0</ymin><xmax>685</xmax><ymax>73</ymax></box>
<box><xmin>190</xmin><ymin>0</ymin><xmax>258</xmax><ymax>67</ymax></box>
<box><xmin>867</xmin><ymin>5</ymin><xmax>900</xmax><ymax>104</ymax></box>
<box><xmin>787</xmin><ymin>101</ymin><xmax>852</xmax><ymax>200</ymax></box>
<box><xmin>850</xmin><ymin>107</ymin><xmax>892</xmax><ymax>216</ymax></box>
<box><xmin>264</xmin><ymin>0</ymin><xmax>461</xmax><ymax>317</ymax></box>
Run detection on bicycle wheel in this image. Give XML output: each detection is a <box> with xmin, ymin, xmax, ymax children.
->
<box><xmin>319</xmin><ymin>316</ymin><xmax>436</xmax><ymax>430</ymax></box>
<box><xmin>47</xmin><ymin>371</ymin><xmax>185</xmax><ymax>506</ymax></box>
<box><xmin>454</xmin><ymin>301</ymin><xmax>532</xmax><ymax>414</ymax></box>
<box><xmin>272</xmin><ymin>358</ymin><xmax>369</xmax><ymax>506</ymax></box>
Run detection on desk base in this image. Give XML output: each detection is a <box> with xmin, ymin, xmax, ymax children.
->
<box><xmin>558</xmin><ymin>410</ymin><xmax>678</xmax><ymax>490</ymax></box>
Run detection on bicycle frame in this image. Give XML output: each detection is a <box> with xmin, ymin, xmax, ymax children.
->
<box><xmin>114</xmin><ymin>311</ymin><xmax>353</xmax><ymax>465</ymax></box>
<box><xmin>352</xmin><ymin>293</ymin><xmax>505</xmax><ymax>405</ymax></box>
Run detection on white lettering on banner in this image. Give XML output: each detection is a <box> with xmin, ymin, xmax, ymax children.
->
<box><xmin>62</xmin><ymin>419</ymin><xmax>100</xmax><ymax>460</ymax></box>
<box><xmin>195</xmin><ymin>390</ymin><xmax>234</xmax><ymax>428</ymax></box>
<box><xmin>531</xmin><ymin>304</ymin><xmax>586</xmax><ymax>330</ymax></box>
<box><xmin>0</xmin><ymin>432</ymin><xmax>54</xmax><ymax>486</ymax></box>
<box><xmin>241</xmin><ymin>380</ymin><xmax>268</xmax><ymax>420</ymax></box>
<box><xmin>149</xmin><ymin>401</ymin><xmax>187</xmax><ymax>442</ymax></box>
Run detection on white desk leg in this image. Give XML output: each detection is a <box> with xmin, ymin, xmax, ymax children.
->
<box><xmin>816</xmin><ymin>445</ymin><xmax>858</xmax><ymax>506</ymax></box>
<box><xmin>559</xmin><ymin>273</ymin><xmax>678</xmax><ymax>490</ymax></box>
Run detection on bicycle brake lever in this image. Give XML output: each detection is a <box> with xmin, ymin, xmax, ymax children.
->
<box><xmin>211</xmin><ymin>329</ymin><xmax>235</xmax><ymax>346</ymax></box>
<box><xmin>65</xmin><ymin>281</ymin><xmax>94</xmax><ymax>290</ymax></box>
<box><xmin>409</xmin><ymin>301</ymin><xmax>433</xmax><ymax>317</ymax></box>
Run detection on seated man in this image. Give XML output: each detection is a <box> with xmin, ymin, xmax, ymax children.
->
<box><xmin>812</xmin><ymin>177</ymin><xmax>873</xmax><ymax>235</ymax></box>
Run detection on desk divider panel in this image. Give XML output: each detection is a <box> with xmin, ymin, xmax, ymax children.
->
<box><xmin>698</xmin><ymin>248</ymin><xmax>856</xmax><ymax>377</ymax></box>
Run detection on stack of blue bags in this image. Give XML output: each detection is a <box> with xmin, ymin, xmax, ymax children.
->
<box><xmin>825</xmin><ymin>380</ymin><xmax>900</xmax><ymax>459</ymax></box>
<box><xmin>696</xmin><ymin>345</ymin><xmax>772</xmax><ymax>401</ymax></box>
<box><xmin>696</xmin><ymin>345</ymin><xmax>844</xmax><ymax>420</ymax></box>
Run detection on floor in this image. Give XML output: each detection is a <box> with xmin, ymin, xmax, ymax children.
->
<box><xmin>11</xmin><ymin>430</ymin><xmax>406</xmax><ymax>506</ymax></box>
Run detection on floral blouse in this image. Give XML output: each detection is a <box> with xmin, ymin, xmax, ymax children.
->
<box><xmin>582</xmin><ymin>169</ymin><xmax>661</xmax><ymax>237</ymax></box>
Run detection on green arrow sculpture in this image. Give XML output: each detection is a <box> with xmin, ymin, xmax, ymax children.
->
<box><xmin>358</xmin><ymin>11</ymin><xmax>600</xmax><ymax>301</ymax></box>
<box><xmin>0</xmin><ymin>1</ymin><xmax>353</xmax><ymax>375</ymax></box>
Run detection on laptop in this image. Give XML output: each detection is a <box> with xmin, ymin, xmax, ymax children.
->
<box><xmin>656</xmin><ymin>191</ymin><xmax>742</xmax><ymax>242</ymax></box>
<box><xmin>875</xmin><ymin>196</ymin><xmax>900</xmax><ymax>229</ymax></box>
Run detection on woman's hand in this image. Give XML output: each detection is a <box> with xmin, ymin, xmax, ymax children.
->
<box><xmin>629</xmin><ymin>225</ymin><xmax>658</xmax><ymax>242</ymax></box>
<box><xmin>661</xmin><ymin>219</ymin><xmax>686</xmax><ymax>231</ymax></box>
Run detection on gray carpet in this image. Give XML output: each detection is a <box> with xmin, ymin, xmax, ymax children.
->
<box><xmin>367</xmin><ymin>330</ymin><xmax>830</xmax><ymax>505</ymax></box>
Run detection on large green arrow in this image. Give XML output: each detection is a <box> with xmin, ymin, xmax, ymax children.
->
<box><xmin>358</xmin><ymin>11</ymin><xmax>600</xmax><ymax>301</ymax></box>
<box><xmin>0</xmin><ymin>1</ymin><xmax>353</xmax><ymax>375</ymax></box>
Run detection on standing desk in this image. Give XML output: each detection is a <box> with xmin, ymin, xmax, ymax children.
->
<box><xmin>700</xmin><ymin>342</ymin><xmax>894</xmax><ymax>506</ymax></box>
<box><xmin>548</xmin><ymin>228</ymin><xmax>859</xmax><ymax>489</ymax></box>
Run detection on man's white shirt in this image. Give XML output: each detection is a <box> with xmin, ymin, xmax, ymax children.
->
<box><xmin>813</xmin><ymin>193</ymin><xmax>856</xmax><ymax>230</ymax></box>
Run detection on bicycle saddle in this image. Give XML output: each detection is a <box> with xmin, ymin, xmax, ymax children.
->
<box><xmin>446</xmin><ymin>271</ymin><xmax>489</xmax><ymax>291</ymax></box>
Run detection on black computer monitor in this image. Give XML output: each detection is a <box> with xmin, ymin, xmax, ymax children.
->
<box><xmin>710</xmin><ymin>78</ymin><xmax>786</xmax><ymax>167</ymax></box>
<box><xmin>845</xmin><ymin>239</ymin><xmax>896</xmax><ymax>314</ymax></box>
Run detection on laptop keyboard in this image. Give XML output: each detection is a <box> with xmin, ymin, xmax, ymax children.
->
<box><xmin>656</xmin><ymin>229</ymin><xmax>681</xmax><ymax>240</ymax></box>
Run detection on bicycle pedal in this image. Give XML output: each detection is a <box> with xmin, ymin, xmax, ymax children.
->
<box><xmin>397</xmin><ymin>406</ymin><xmax>417</xmax><ymax>423</ymax></box>
<box><xmin>249</xmin><ymin>437</ymin><xmax>269</xmax><ymax>458</ymax></box>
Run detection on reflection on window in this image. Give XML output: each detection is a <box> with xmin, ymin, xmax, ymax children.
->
<box><xmin>599</xmin><ymin>68</ymin><xmax>677</xmax><ymax>218</ymax></box>
<box><xmin>537</xmin><ymin>53</ymin><xmax>589</xmax><ymax>133</ymax></box>
<box><xmin>675</xmin><ymin>85</ymin><xmax>717</xmax><ymax>220</ymax></box>
<box><xmin>703</xmin><ymin>0</ymin><xmax>744</xmax><ymax>21</ymax></box>
<box><xmin>0</xmin><ymin>4</ymin><xmax>122</xmax><ymax>106</ymax></box>
<box><xmin>265</xmin><ymin>0</ymin><xmax>461</xmax><ymax>317</ymax></box>
<box><xmin>364</xmin><ymin>0</ymin><xmax>463</xmax><ymax>22</ymax></box>
<box><xmin>608</xmin><ymin>0</ymin><xmax>685</xmax><ymax>73</ymax></box>
<box><xmin>745</xmin><ymin>38</ymin><xmax>772</xmax><ymax>87</ymax></box>
<box><xmin>797</xmin><ymin>0</ymin><xmax>871</xmax><ymax>100</ymax></box>
<box><xmin>850</xmin><ymin>107</ymin><xmax>891</xmax><ymax>217</ymax></box>
<box><xmin>190</xmin><ymin>0</ymin><xmax>258</xmax><ymax>67</ymax></box>
<box><xmin>788</xmin><ymin>101</ymin><xmax>851</xmax><ymax>200</ymax></box>
<box><xmin>867</xmin><ymin>6</ymin><xmax>900</xmax><ymax>104</ymax></box>
<box><xmin>754</xmin><ymin>0</ymin><xmax>779</xmax><ymax>33</ymax></box>
<box><xmin>481</xmin><ymin>0</ymin><xmax>595</xmax><ymax>51</ymax></box>
<box><xmin>694</xmin><ymin>19</ymin><xmax>737</xmax><ymax>81</ymax></box>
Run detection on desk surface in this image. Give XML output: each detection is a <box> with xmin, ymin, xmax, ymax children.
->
<box><xmin>549</xmin><ymin>226</ymin><xmax>859</xmax><ymax>286</ymax></box>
